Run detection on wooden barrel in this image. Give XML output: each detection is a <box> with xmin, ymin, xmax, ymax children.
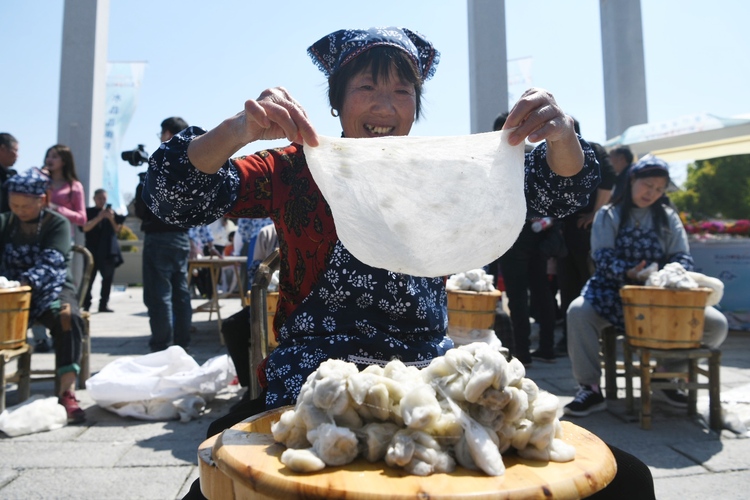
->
<box><xmin>447</xmin><ymin>289</ymin><xmax>501</xmax><ymax>330</ymax></box>
<box><xmin>202</xmin><ymin>406</ymin><xmax>617</xmax><ymax>499</ymax></box>
<box><xmin>620</xmin><ymin>285</ymin><xmax>713</xmax><ymax>349</ymax></box>
<box><xmin>0</xmin><ymin>286</ymin><xmax>32</xmax><ymax>350</ymax></box>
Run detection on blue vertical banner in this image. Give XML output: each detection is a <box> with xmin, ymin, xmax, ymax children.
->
<box><xmin>507</xmin><ymin>56</ymin><xmax>533</xmax><ymax>108</ymax></box>
<box><xmin>102</xmin><ymin>62</ymin><xmax>146</xmax><ymax>212</ymax></box>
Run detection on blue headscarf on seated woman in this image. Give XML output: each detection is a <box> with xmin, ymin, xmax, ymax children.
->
<box><xmin>610</xmin><ymin>155</ymin><xmax>675</xmax><ymax>238</ymax></box>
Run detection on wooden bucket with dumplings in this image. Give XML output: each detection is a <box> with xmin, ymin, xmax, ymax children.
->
<box><xmin>620</xmin><ymin>285</ymin><xmax>713</xmax><ymax>349</ymax></box>
<box><xmin>199</xmin><ymin>406</ymin><xmax>617</xmax><ymax>499</ymax></box>
<box><xmin>0</xmin><ymin>286</ymin><xmax>32</xmax><ymax>350</ymax></box>
<box><xmin>447</xmin><ymin>289</ymin><xmax>502</xmax><ymax>330</ymax></box>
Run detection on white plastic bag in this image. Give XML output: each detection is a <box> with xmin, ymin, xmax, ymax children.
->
<box><xmin>0</xmin><ymin>395</ymin><xmax>68</xmax><ymax>437</ymax></box>
<box><xmin>85</xmin><ymin>346</ymin><xmax>236</xmax><ymax>421</ymax></box>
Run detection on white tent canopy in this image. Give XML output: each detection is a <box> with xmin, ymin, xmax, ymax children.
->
<box><xmin>604</xmin><ymin>113</ymin><xmax>750</xmax><ymax>162</ymax></box>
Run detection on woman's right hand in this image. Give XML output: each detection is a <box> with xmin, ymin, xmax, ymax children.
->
<box><xmin>188</xmin><ymin>87</ymin><xmax>319</xmax><ymax>174</ymax></box>
<box><xmin>237</xmin><ymin>87</ymin><xmax>319</xmax><ymax>147</ymax></box>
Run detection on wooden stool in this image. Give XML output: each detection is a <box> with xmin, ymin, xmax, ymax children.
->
<box><xmin>600</xmin><ymin>326</ymin><xmax>634</xmax><ymax>401</ymax></box>
<box><xmin>0</xmin><ymin>344</ymin><xmax>32</xmax><ymax>413</ymax></box>
<box><xmin>619</xmin><ymin>285</ymin><xmax>721</xmax><ymax>430</ymax></box>
<box><xmin>624</xmin><ymin>345</ymin><xmax>721</xmax><ymax>430</ymax></box>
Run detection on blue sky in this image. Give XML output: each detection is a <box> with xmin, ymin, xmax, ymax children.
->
<box><xmin>1</xmin><ymin>0</ymin><xmax>747</xmax><ymax>202</ymax></box>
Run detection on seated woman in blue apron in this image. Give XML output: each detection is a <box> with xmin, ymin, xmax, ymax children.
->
<box><xmin>143</xmin><ymin>25</ymin><xmax>657</xmax><ymax>500</ymax></box>
<box><xmin>0</xmin><ymin>168</ymin><xmax>86</xmax><ymax>423</ymax></box>
<box><xmin>565</xmin><ymin>156</ymin><xmax>728</xmax><ymax>417</ymax></box>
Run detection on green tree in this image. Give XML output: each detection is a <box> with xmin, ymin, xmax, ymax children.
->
<box><xmin>670</xmin><ymin>154</ymin><xmax>750</xmax><ymax>220</ymax></box>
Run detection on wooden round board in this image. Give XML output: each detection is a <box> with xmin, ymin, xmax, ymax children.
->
<box><xmin>202</xmin><ymin>407</ymin><xmax>617</xmax><ymax>500</ymax></box>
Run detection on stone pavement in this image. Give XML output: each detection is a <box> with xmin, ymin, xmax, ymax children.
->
<box><xmin>1</xmin><ymin>285</ymin><xmax>749</xmax><ymax>499</ymax></box>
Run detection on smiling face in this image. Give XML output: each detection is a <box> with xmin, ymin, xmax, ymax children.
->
<box><xmin>630</xmin><ymin>176</ymin><xmax>668</xmax><ymax>208</ymax></box>
<box><xmin>339</xmin><ymin>67</ymin><xmax>417</xmax><ymax>139</ymax></box>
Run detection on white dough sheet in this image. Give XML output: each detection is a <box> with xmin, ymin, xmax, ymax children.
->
<box><xmin>304</xmin><ymin>131</ymin><xmax>526</xmax><ymax>277</ymax></box>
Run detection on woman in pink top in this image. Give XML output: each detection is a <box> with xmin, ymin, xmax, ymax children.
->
<box><xmin>43</xmin><ymin>144</ymin><xmax>87</xmax><ymax>231</ymax></box>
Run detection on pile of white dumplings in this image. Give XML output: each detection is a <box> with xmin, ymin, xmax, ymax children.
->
<box><xmin>271</xmin><ymin>342</ymin><xmax>575</xmax><ymax>476</ymax></box>
<box><xmin>0</xmin><ymin>276</ymin><xmax>21</xmax><ymax>289</ymax></box>
<box><xmin>445</xmin><ymin>269</ymin><xmax>496</xmax><ymax>293</ymax></box>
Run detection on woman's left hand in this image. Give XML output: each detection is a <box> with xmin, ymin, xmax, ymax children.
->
<box><xmin>503</xmin><ymin>88</ymin><xmax>584</xmax><ymax>177</ymax></box>
<box><xmin>626</xmin><ymin>260</ymin><xmax>648</xmax><ymax>282</ymax></box>
<box><xmin>504</xmin><ymin>88</ymin><xmax>574</xmax><ymax>145</ymax></box>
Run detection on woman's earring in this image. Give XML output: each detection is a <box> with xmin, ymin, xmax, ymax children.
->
<box><xmin>331</xmin><ymin>108</ymin><xmax>339</xmax><ymax>117</ymax></box>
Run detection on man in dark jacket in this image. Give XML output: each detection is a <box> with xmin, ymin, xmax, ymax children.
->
<box><xmin>135</xmin><ymin>117</ymin><xmax>193</xmax><ymax>352</ymax></box>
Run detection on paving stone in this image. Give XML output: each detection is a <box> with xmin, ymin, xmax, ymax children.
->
<box><xmin>0</xmin><ymin>441</ymin><xmax>132</xmax><ymax>468</ymax></box>
<box><xmin>0</xmin><ymin>465</ymin><xmax>191</xmax><ymax>500</ymax></box>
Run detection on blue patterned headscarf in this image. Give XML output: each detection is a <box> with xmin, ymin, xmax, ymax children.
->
<box><xmin>308</xmin><ymin>27</ymin><xmax>439</xmax><ymax>82</ymax></box>
<box><xmin>4</xmin><ymin>168</ymin><xmax>50</xmax><ymax>196</ymax></box>
<box><xmin>630</xmin><ymin>155</ymin><xmax>670</xmax><ymax>179</ymax></box>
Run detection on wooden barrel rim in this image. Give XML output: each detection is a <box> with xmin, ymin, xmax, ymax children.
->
<box><xmin>207</xmin><ymin>407</ymin><xmax>618</xmax><ymax>500</ymax></box>
<box><xmin>622</xmin><ymin>303</ymin><xmax>705</xmax><ymax>310</ymax></box>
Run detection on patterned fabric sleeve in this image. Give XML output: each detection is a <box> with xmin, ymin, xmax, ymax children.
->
<box><xmin>21</xmin><ymin>248</ymin><xmax>67</xmax><ymax>292</ymax></box>
<box><xmin>524</xmin><ymin>137</ymin><xmax>600</xmax><ymax>219</ymax></box>
<box><xmin>591</xmin><ymin>247</ymin><xmax>629</xmax><ymax>283</ymax></box>
<box><xmin>24</xmin><ymin>215</ymin><xmax>70</xmax><ymax>319</ymax></box>
<box><xmin>669</xmin><ymin>252</ymin><xmax>694</xmax><ymax>271</ymax></box>
<box><xmin>194</xmin><ymin>226</ymin><xmax>213</xmax><ymax>247</ymax></box>
<box><xmin>237</xmin><ymin>218</ymin><xmax>273</xmax><ymax>247</ymax></box>
<box><xmin>24</xmin><ymin>247</ymin><xmax>67</xmax><ymax>319</ymax></box>
<box><xmin>144</xmin><ymin>126</ymin><xmax>240</xmax><ymax>228</ymax></box>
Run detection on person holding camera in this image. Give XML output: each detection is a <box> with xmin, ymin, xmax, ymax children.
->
<box><xmin>134</xmin><ymin>117</ymin><xmax>194</xmax><ymax>352</ymax></box>
<box><xmin>80</xmin><ymin>188</ymin><xmax>125</xmax><ymax>312</ymax></box>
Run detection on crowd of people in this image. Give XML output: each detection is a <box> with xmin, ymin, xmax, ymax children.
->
<box><xmin>0</xmin><ymin>124</ymin><xmax>277</xmax><ymax>424</ymax></box>
<box><xmin>1</xmin><ymin>24</ymin><xmax>731</xmax><ymax>500</ymax></box>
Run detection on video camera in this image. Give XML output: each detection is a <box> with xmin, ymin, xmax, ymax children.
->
<box><xmin>121</xmin><ymin>144</ymin><xmax>149</xmax><ymax>167</ymax></box>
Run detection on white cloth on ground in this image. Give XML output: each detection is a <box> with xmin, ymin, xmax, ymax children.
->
<box><xmin>85</xmin><ymin>346</ymin><xmax>236</xmax><ymax>421</ymax></box>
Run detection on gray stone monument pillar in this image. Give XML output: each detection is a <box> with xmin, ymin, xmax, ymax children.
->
<box><xmin>600</xmin><ymin>0</ymin><xmax>648</xmax><ymax>140</ymax></box>
<box><xmin>57</xmin><ymin>0</ymin><xmax>109</xmax><ymax>285</ymax></box>
<box><xmin>467</xmin><ymin>0</ymin><xmax>508</xmax><ymax>133</ymax></box>
<box><xmin>58</xmin><ymin>0</ymin><xmax>110</xmax><ymax>199</ymax></box>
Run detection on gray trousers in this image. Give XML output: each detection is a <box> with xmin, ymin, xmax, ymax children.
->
<box><xmin>566</xmin><ymin>296</ymin><xmax>728</xmax><ymax>386</ymax></box>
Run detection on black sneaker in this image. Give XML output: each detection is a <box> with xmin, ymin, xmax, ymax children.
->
<box><xmin>659</xmin><ymin>379</ymin><xmax>689</xmax><ymax>408</ymax></box>
<box><xmin>530</xmin><ymin>350</ymin><xmax>556</xmax><ymax>363</ymax></box>
<box><xmin>563</xmin><ymin>385</ymin><xmax>606</xmax><ymax>417</ymax></box>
